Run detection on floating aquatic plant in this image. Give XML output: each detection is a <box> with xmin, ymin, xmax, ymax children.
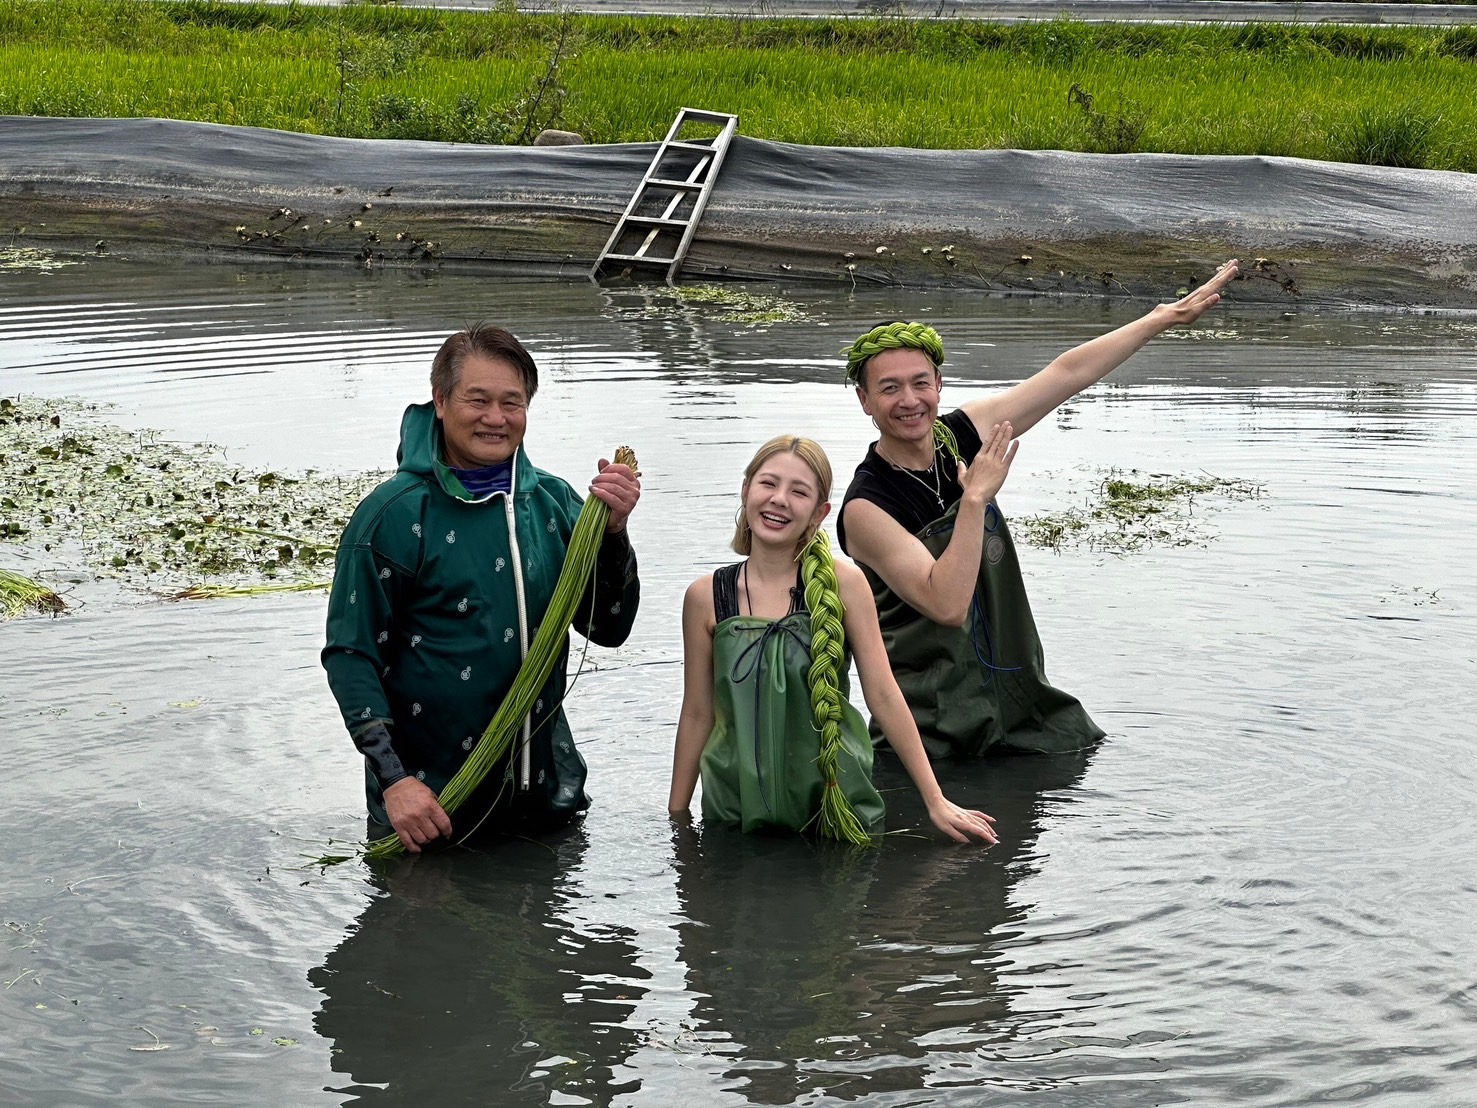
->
<box><xmin>0</xmin><ymin>395</ymin><xmax>385</xmax><ymax>596</ymax></box>
<box><xmin>0</xmin><ymin>567</ymin><xmax>66</xmax><ymax>620</ymax></box>
<box><xmin>0</xmin><ymin>247</ymin><xmax>81</xmax><ymax>272</ymax></box>
<box><xmin>666</xmin><ymin>284</ymin><xmax>809</xmax><ymax>325</ymax></box>
<box><xmin>620</xmin><ymin>283</ymin><xmax>810</xmax><ymax>327</ymax></box>
<box><xmin>1158</xmin><ymin>328</ymin><xmax>1242</xmax><ymax>341</ymax></box>
<box><xmin>1377</xmin><ymin>585</ymin><xmax>1443</xmax><ymax>609</ymax></box>
<box><xmin>1014</xmin><ymin>468</ymin><xmax>1263</xmax><ymax>554</ymax></box>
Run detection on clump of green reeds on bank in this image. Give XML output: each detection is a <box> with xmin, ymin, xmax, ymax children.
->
<box><xmin>2</xmin><ymin>0</ymin><xmax>1476</xmax><ymax>170</ymax></box>
<box><xmin>0</xmin><ymin>395</ymin><xmax>383</xmax><ymax>599</ymax></box>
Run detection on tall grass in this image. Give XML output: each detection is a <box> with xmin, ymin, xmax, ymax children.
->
<box><xmin>2</xmin><ymin>0</ymin><xmax>1474</xmax><ymax>170</ymax></box>
<box><xmin>1334</xmin><ymin>102</ymin><xmax>1444</xmax><ymax>168</ymax></box>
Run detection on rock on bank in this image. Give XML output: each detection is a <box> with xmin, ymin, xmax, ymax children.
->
<box><xmin>3</xmin><ymin>116</ymin><xmax>1474</xmax><ymax>309</ymax></box>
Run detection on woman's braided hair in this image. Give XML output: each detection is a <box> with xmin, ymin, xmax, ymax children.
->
<box><xmin>842</xmin><ymin>321</ymin><xmax>945</xmax><ymax>387</ymax></box>
<box><xmin>800</xmin><ymin>529</ymin><xmax>872</xmax><ymax>844</ymax></box>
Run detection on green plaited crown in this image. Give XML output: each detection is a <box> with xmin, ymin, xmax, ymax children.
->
<box><xmin>842</xmin><ymin>321</ymin><xmax>945</xmax><ymax>384</ymax></box>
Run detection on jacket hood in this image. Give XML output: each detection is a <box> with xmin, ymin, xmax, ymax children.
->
<box><xmin>395</xmin><ymin>401</ymin><xmax>537</xmax><ymax>502</ymax></box>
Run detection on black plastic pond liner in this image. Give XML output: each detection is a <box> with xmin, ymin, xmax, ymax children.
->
<box><xmin>3</xmin><ymin>115</ymin><xmax>1474</xmax><ymax>309</ymax></box>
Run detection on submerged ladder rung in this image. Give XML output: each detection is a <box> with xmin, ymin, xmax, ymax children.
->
<box><xmin>601</xmin><ymin>252</ymin><xmax>677</xmax><ymax>265</ymax></box>
<box><xmin>623</xmin><ymin>215</ymin><xmax>691</xmax><ymax>228</ymax></box>
<box><xmin>644</xmin><ymin>177</ymin><xmax>705</xmax><ymax>192</ymax></box>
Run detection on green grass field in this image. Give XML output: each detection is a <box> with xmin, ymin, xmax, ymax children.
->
<box><xmin>3</xmin><ymin>0</ymin><xmax>1475</xmax><ymax>170</ymax></box>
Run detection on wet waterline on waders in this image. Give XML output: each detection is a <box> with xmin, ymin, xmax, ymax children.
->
<box><xmin>2</xmin><ymin>258</ymin><xmax>1474</xmax><ymax>1106</ymax></box>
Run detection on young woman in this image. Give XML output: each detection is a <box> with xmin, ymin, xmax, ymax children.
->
<box><xmin>667</xmin><ymin>435</ymin><xmax>1003</xmax><ymax>844</ymax></box>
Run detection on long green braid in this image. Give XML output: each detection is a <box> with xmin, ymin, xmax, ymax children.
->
<box><xmin>841</xmin><ymin>321</ymin><xmax>945</xmax><ymax>385</ymax></box>
<box><xmin>799</xmin><ymin>529</ymin><xmax>874</xmax><ymax>846</ymax></box>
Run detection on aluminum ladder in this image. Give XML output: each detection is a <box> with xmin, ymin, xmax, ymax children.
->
<box><xmin>590</xmin><ymin>108</ymin><xmax>739</xmax><ymax>285</ymax></box>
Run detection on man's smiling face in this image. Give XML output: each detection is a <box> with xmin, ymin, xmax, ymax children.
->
<box><xmin>433</xmin><ymin>353</ymin><xmax>529</xmax><ymax>469</ymax></box>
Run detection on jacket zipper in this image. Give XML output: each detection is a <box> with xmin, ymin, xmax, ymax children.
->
<box><xmin>500</xmin><ymin>458</ymin><xmax>533</xmax><ymax>792</ymax></box>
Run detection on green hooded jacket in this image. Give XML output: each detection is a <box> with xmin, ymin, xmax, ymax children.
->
<box><xmin>322</xmin><ymin>402</ymin><xmax>640</xmax><ymax>833</ymax></box>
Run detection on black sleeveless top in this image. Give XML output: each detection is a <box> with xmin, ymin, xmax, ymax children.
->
<box><xmin>713</xmin><ymin>562</ymin><xmax>807</xmax><ymax>623</ymax></box>
<box><xmin>837</xmin><ymin>408</ymin><xmax>983</xmax><ymax>554</ymax></box>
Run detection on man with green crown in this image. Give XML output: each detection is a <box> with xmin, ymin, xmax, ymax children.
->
<box><xmin>836</xmin><ymin>262</ymin><xmax>1238</xmax><ymax>760</ymax></box>
<box><xmin>322</xmin><ymin>324</ymin><xmax>641</xmax><ymax>853</ymax></box>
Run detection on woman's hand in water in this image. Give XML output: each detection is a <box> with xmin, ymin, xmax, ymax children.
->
<box><xmin>956</xmin><ymin>420</ymin><xmax>1017</xmax><ymax>509</ymax></box>
<box><xmin>926</xmin><ymin>797</ymin><xmax>1000</xmax><ymax>844</ymax></box>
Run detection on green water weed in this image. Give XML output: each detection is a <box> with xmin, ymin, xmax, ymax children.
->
<box><xmin>0</xmin><ymin>248</ymin><xmax>82</xmax><ymax>272</ymax></box>
<box><xmin>1015</xmin><ymin>468</ymin><xmax>1263</xmax><ymax>555</ymax></box>
<box><xmin>0</xmin><ymin>395</ymin><xmax>384</xmax><ymax>596</ymax></box>
<box><xmin>662</xmin><ymin>284</ymin><xmax>809</xmax><ymax>325</ymax></box>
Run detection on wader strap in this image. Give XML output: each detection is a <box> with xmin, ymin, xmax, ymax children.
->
<box><xmin>713</xmin><ymin>563</ymin><xmax>743</xmax><ymax>623</ymax></box>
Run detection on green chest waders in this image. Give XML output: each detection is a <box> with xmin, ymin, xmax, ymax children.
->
<box><xmin>700</xmin><ymin>612</ymin><xmax>886</xmax><ymax>835</ymax></box>
<box><xmin>864</xmin><ymin>501</ymin><xmax>1104</xmax><ymax>760</ymax></box>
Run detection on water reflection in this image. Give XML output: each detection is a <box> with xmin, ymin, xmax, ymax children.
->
<box><xmin>4</xmin><ymin>259</ymin><xmax>1476</xmax><ymax>1108</ymax></box>
<box><xmin>671</xmin><ymin>752</ymin><xmax>1092</xmax><ymax>1103</ymax></box>
<box><xmin>313</xmin><ymin>828</ymin><xmax>647</xmax><ymax>1106</ymax></box>
<box><xmin>7</xmin><ymin>260</ymin><xmax>1476</xmax><ymax>403</ymax></box>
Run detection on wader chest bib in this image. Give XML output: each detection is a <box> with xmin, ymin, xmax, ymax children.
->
<box><xmin>699</xmin><ymin>564</ymin><xmax>885</xmax><ymax>835</ymax></box>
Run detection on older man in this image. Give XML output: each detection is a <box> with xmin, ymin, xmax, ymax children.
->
<box><xmin>322</xmin><ymin>324</ymin><xmax>641</xmax><ymax>852</ymax></box>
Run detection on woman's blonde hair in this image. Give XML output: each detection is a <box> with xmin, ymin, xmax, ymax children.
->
<box><xmin>730</xmin><ymin>435</ymin><xmax>834</xmax><ymax>556</ymax></box>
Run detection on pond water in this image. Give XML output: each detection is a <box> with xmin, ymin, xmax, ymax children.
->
<box><xmin>3</xmin><ymin>258</ymin><xmax>1475</xmax><ymax>1107</ymax></box>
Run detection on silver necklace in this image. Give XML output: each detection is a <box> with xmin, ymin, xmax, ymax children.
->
<box><xmin>878</xmin><ymin>444</ymin><xmax>945</xmax><ymax>511</ymax></box>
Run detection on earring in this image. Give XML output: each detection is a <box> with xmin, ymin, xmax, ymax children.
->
<box><xmin>870</xmin><ymin>416</ymin><xmax>881</xmax><ymax>431</ymax></box>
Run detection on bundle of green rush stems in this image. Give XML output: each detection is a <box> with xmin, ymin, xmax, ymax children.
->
<box><xmin>360</xmin><ymin>446</ymin><xmax>639</xmax><ymax>862</ymax></box>
<box><xmin>0</xmin><ymin>568</ymin><xmax>66</xmax><ymax>620</ymax></box>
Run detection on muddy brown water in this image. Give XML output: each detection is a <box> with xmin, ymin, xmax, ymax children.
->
<box><xmin>3</xmin><ymin>259</ymin><xmax>1475</xmax><ymax>1106</ymax></box>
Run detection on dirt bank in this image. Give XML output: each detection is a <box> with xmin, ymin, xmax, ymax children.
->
<box><xmin>3</xmin><ymin>116</ymin><xmax>1474</xmax><ymax>308</ymax></box>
